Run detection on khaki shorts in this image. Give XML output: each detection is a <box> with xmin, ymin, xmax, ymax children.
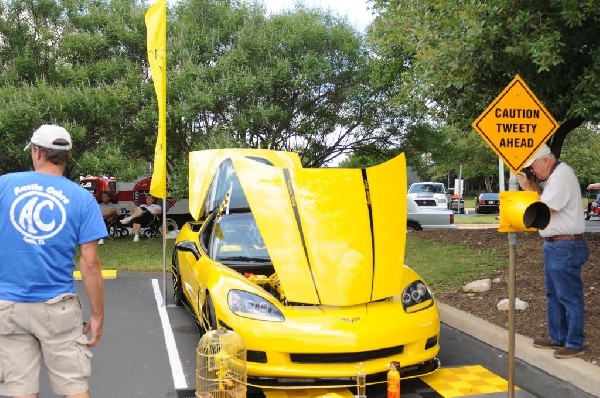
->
<box><xmin>0</xmin><ymin>294</ymin><xmax>93</xmax><ymax>396</ymax></box>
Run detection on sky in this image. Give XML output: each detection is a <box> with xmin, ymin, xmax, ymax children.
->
<box><xmin>260</xmin><ymin>0</ymin><xmax>375</xmax><ymax>32</ymax></box>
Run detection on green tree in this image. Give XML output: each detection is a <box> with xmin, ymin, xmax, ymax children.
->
<box><xmin>171</xmin><ymin>2</ymin><xmax>405</xmax><ymax>167</ymax></box>
<box><xmin>1</xmin><ymin>0</ymin><xmax>411</xmax><ymax>198</ymax></box>
<box><xmin>560</xmin><ymin>124</ymin><xmax>600</xmax><ymax>185</ymax></box>
<box><xmin>0</xmin><ymin>0</ymin><xmax>153</xmax><ymax>179</ymax></box>
<box><xmin>370</xmin><ymin>0</ymin><xmax>599</xmax><ymax>160</ymax></box>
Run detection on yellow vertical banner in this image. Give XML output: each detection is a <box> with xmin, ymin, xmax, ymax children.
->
<box><xmin>145</xmin><ymin>0</ymin><xmax>167</xmax><ymax>199</ymax></box>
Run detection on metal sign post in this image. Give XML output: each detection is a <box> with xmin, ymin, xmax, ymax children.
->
<box><xmin>507</xmin><ymin>173</ymin><xmax>519</xmax><ymax>397</ymax></box>
<box><xmin>472</xmin><ymin>75</ymin><xmax>559</xmax><ymax>397</ymax></box>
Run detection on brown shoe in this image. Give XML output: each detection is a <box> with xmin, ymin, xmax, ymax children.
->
<box><xmin>533</xmin><ymin>338</ymin><xmax>562</xmax><ymax>349</ymax></box>
<box><xmin>554</xmin><ymin>347</ymin><xmax>585</xmax><ymax>359</ymax></box>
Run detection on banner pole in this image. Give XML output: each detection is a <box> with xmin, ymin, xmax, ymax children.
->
<box><xmin>162</xmin><ymin>200</ymin><xmax>167</xmax><ymax>307</ymax></box>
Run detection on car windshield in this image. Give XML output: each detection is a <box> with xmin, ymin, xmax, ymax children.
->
<box><xmin>409</xmin><ymin>184</ymin><xmax>445</xmax><ymax>194</ymax></box>
<box><xmin>210</xmin><ymin>212</ymin><xmax>271</xmax><ymax>263</ymax></box>
<box><xmin>480</xmin><ymin>193</ymin><xmax>499</xmax><ymax>200</ymax></box>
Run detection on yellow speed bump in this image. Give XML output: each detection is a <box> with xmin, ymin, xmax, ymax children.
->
<box><xmin>73</xmin><ymin>270</ymin><xmax>117</xmax><ymax>280</ymax></box>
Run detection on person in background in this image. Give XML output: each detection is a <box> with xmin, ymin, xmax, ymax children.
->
<box><xmin>0</xmin><ymin>124</ymin><xmax>106</xmax><ymax>398</ymax></box>
<box><xmin>592</xmin><ymin>193</ymin><xmax>600</xmax><ymax>209</ymax></box>
<box><xmin>97</xmin><ymin>191</ymin><xmax>120</xmax><ymax>245</ymax></box>
<box><xmin>517</xmin><ymin>144</ymin><xmax>589</xmax><ymax>359</ymax></box>
<box><xmin>120</xmin><ymin>193</ymin><xmax>162</xmax><ymax>242</ymax></box>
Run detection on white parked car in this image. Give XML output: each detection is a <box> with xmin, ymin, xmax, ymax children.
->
<box><xmin>407</xmin><ymin>197</ymin><xmax>457</xmax><ymax>231</ymax></box>
<box><xmin>408</xmin><ymin>182</ymin><xmax>449</xmax><ymax>210</ymax></box>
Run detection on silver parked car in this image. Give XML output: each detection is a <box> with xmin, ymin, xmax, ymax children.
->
<box><xmin>407</xmin><ymin>182</ymin><xmax>449</xmax><ymax>210</ymax></box>
<box><xmin>407</xmin><ymin>197</ymin><xmax>458</xmax><ymax>232</ymax></box>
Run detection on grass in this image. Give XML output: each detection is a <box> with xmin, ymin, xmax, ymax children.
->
<box><xmin>454</xmin><ymin>213</ymin><xmax>499</xmax><ymax>224</ymax></box>
<box><xmin>76</xmin><ymin>237</ymin><xmax>175</xmax><ymax>272</ymax></box>
<box><xmin>77</xmin><ymin>195</ymin><xmax>590</xmax><ymax>299</ymax></box>
<box><xmin>405</xmin><ymin>235</ymin><xmax>503</xmax><ymax>294</ymax></box>
<box><xmin>88</xmin><ymin>231</ymin><xmax>503</xmax><ymax>295</ymax></box>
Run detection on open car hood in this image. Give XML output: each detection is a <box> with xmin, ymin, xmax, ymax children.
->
<box><xmin>231</xmin><ymin>154</ymin><xmax>407</xmax><ymax>306</ymax></box>
<box><xmin>188</xmin><ymin>149</ymin><xmax>303</xmax><ymax>220</ymax></box>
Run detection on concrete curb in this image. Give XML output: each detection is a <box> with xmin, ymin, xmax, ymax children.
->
<box><xmin>438</xmin><ymin>302</ymin><xmax>600</xmax><ymax>397</ymax></box>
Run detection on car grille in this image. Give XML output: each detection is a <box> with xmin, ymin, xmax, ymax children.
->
<box><xmin>290</xmin><ymin>345</ymin><xmax>404</xmax><ymax>364</ymax></box>
<box><xmin>415</xmin><ymin>199</ymin><xmax>437</xmax><ymax>206</ymax></box>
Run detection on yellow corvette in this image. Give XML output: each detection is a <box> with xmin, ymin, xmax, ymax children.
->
<box><xmin>172</xmin><ymin>149</ymin><xmax>440</xmax><ymax>385</ymax></box>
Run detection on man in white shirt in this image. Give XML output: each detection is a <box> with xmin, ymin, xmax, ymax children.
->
<box><xmin>517</xmin><ymin>144</ymin><xmax>589</xmax><ymax>359</ymax></box>
<box><xmin>120</xmin><ymin>194</ymin><xmax>162</xmax><ymax>242</ymax></box>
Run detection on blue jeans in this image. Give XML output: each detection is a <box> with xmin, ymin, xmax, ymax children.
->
<box><xmin>543</xmin><ymin>240</ymin><xmax>589</xmax><ymax>350</ymax></box>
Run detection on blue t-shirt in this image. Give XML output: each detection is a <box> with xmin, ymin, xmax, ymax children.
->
<box><xmin>0</xmin><ymin>171</ymin><xmax>107</xmax><ymax>302</ymax></box>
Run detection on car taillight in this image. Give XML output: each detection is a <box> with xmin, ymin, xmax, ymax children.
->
<box><xmin>450</xmin><ymin>213</ymin><xmax>454</xmax><ymax>224</ymax></box>
<box><xmin>478</xmin><ymin>200</ymin><xmax>485</xmax><ymax>204</ymax></box>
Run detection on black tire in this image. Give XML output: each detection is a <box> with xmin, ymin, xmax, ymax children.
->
<box><xmin>166</xmin><ymin>218</ymin><xmax>179</xmax><ymax>233</ymax></box>
<box><xmin>475</xmin><ymin>207</ymin><xmax>480</xmax><ymax>214</ymax></box>
<box><xmin>407</xmin><ymin>221</ymin><xmax>422</xmax><ymax>232</ymax></box>
<box><xmin>172</xmin><ymin>255</ymin><xmax>184</xmax><ymax>306</ymax></box>
<box><xmin>203</xmin><ymin>294</ymin><xmax>218</xmax><ymax>332</ymax></box>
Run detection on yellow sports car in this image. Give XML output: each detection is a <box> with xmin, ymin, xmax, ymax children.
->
<box><xmin>172</xmin><ymin>149</ymin><xmax>440</xmax><ymax>385</ymax></box>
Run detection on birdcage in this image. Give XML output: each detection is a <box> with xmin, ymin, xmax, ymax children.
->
<box><xmin>196</xmin><ymin>329</ymin><xmax>247</xmax><ymax>398</ymax></box>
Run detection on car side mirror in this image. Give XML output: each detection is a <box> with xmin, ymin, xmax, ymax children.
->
<box><xmin>176</xmin><ymin>241</ymin><xmax>201</xmax><ymax>261</ymax></box>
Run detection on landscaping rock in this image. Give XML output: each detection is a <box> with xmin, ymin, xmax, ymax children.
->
<box><xmin>463</xmin><ymin>279</ymin><xmax>491</xmax><ymax>293</ymax></box>
<box><xmin>497</xmin><ymin>298</ymin><xmax>529</xmax><ymax>311</ymax></box>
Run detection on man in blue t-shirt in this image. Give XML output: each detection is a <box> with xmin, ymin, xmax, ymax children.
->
<box><xmin>0</xmin><ymin>125</ymin><xmax>106</xmax><ymax>398</ymax></box>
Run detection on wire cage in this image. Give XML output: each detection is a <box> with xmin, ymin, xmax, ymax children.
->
<box><xmin>196</xmin><ymin>329</ymin><xmax>247</xmax><ymax>398</ymax></box>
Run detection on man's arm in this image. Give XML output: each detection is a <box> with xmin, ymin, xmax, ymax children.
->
<box><xmin>151</xmin><ymin>203</ymin><xmax>162</xmax><ymax>215</ymax></box>
<box><xmin>79</xmin><ymin>241</ymin><xmax>104</xmax><ymax>347</ymax></box>
<box><xmin>517</xmin><ymin>172</ymin><xmax>542</xmax><ymax>194</ymax></box>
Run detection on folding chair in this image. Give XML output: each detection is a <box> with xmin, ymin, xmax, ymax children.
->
<box><xmin>140</xmin><ymin>215</ymin><xmax>162</xmax><ymax>239</ymax></box>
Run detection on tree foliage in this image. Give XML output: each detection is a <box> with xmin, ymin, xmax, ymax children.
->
<box><xmin>170</xmin><ymin>2</ymin><xmax>404</xmax><ymax>168</ymax></box>
<box><xmin>1</xmin><ymin>0</ymin><xmax>402</xmax><ymax>196</ymax></box>
<box><xmin>0</xmin><ymin>0</ymin><xmax>153</xmax><ymax>179</ymax></box>
<box><xmin>370</xmin><ymin>0</ymin><xmax>599</xmax><ymax>176</ymax></box>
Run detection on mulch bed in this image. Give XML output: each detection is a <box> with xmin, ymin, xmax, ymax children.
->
<box><xmin>413</xmin><ymin>229</ymin><xmax>599</xmax><ymax>366</ymax></box>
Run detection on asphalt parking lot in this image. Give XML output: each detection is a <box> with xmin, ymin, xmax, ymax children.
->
<box><xmin>5</xmin><ymin>272</ymin><xmax>596</xmax><ymax>398</ymax></box>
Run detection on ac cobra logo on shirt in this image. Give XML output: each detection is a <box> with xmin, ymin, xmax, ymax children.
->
<box><xmin>10</xmin><ymin>191</ymin><xmax>67</xmax><ymax>244</ymax></box>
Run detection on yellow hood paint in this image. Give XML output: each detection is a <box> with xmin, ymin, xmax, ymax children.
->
<box><xmin>188</xmin><ymin>149</ymin><xmax>302</xmax><ymax>220</ymax></box>
<box><xmin>231</xmin><ymin>153</ymin><xmax>407</xmax><ymax>306</ymax></box>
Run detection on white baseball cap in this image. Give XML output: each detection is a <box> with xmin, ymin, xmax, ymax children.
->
<box><xmin>24</xmin><ymin>124</ymin><xmax>72</xmax><ymax>151</ymax></box>
<box><xmin>523</xmin><ymin>144</ymin><xmax>552</xmax><ymax>168</ymax></box>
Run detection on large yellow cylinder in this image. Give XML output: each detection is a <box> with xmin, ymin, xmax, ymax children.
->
<box><xmin>498</xmin><ymin>191</ymin><xmax>550</xmax><ymax>233</ymax></box>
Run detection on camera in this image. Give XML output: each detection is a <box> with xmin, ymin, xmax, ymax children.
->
<box><xmin>522</xmin><ymin>166</ymin><xmax>540</xmax><ymax>183</ymax></box>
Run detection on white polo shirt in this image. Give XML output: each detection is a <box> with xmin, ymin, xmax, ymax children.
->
<box><xmin>539</xmin><ymin>162</ymin><xmax>585</xmax><ymax>238</ymax></box>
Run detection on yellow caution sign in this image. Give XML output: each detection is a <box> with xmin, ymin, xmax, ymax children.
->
<box><xmin>472</xmin><ymin>75</ymin><xmax>558</xmax><ymax>174</ymax></box>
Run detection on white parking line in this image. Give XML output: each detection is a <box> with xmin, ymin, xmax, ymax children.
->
<box><xmin>152</xmin><ymin>278</ymin><xmax>188</xmax><ymax>389</ymax></box>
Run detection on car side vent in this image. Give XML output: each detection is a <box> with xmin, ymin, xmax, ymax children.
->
<box><xmin>290</xmin><ymin>345</ymin><xmax>404</xmax><ymax>364</ymax></box>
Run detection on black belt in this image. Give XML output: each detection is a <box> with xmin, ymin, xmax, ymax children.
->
<box><xmin>545</xmin><ymin>234</ymin><xmax>583</xmax><ymax>242</ymax></box>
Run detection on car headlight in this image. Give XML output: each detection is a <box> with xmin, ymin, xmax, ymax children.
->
<box><xmin>228</xmin><ymin>290</ymin><xmax>284</xmax><ymax>322</ymax></box>
<box><xmin>437</xmin><ymin>198</ymin><xmax>447</xmax><ymax>204</ymax></box>
<box><xmin>401</xmin><ymin>280</ymin><xmax>434</xmax><ymax>313</ymax></box>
